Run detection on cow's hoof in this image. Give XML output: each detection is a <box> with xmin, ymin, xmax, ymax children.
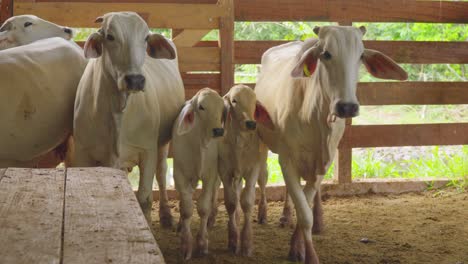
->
<box><xmin>279</xmin><ymin>215</ymin><xmax>293</xmax><ymax>228</ymax></box>
<box><xmin>288</xmin><ymin>249</ymin><xmax>305</xmax><ymax>262</ymax></box>
<box><xmin>241</xmin><ymin>245</ymin><xmax>253</xmax><ymax>257</ymax></box>
<box><xmin>228</xmin><ymin>241</ymin><xmax>239</xmax><ymax>255</ymax></box>
<box><xmin>207</xmin><ymin>213</ymin><xmax>217</xmax><ymax>229</ymax></box>
<box><xmin>159</xmin><ymin>212</ymin><xmax>174</xmax><ymax>229</ymax></box>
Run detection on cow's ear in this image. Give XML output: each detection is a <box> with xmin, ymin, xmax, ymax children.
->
<box><xmin>222</xmin><ymin>96</ymin><xmax>232</xmax><ymax>127</ymax></box>
<box><xmin>362</xmin><ymin>49</ymin><xmax>407</xmax><ymax>81</ymax></box>
<box><xmin>84</xmin><ymin>32</ymin><xmax>103</xmax><ymax>58</ymax></box>
<box><xmin>255</xmin><ymin>101</ymin><xmax>274</xmax><ymax>130</ymax></box>
<box><xmin>146</xmin><ymin>33</ymin><xmax>176</xmax><ymax>59</ymax></box>
<box><xmin>0</xmin><ymin>21</ymin><xmax>11</xmax><ymax>32</ymax></box>
<box><xmin>291</xmin><ymin>46</ymin><xmax>320</xmax><ymax>78</ymax></box>
<box><xmin>177</xmin><ymin>103</ymin><xmax>195</xmax><ymax>135</ymax></box>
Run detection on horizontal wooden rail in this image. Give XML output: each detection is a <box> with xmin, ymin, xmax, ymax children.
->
<box><xmin>235</xmin><ymin>40</ymin><xmax>468</xmax><ymax>64</ymax></box>
<box><xmin>235</xmin><ymin>0</ymin><xmax>468</xmax><ymax>23</ymax></box>
<box><xmin>340</xmin><ymin>123</ymin><xmax>468</xmax><ymax>148</ymax></box>
<box><xmin>14</xmin><ymin>1</ymin><xmax>228</xmax><ymax>29</ymax></box>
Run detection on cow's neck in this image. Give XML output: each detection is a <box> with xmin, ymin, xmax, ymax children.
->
<box><xmin>301</xmin><ymin>63</ymin><xmax>332</xmax><ymax>126</ymax></box>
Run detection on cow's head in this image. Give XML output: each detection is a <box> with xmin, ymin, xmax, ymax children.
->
<box><xmin>84</xmin><ymin>12</ymin><xmax>175</xmax><ymax>93</ymax></box>
<box><xmin>223</xmin><ymin>84</ymin><xmax>274</xmax><ymax>131</ymax></box>
<box><xmin>291</xmin><ymin>26</ymin><xmax>407</xmax><ymax>119</ymax></box>
<box><xmin>0</xmin><ymin>15</ymin><xmax>73</xmax><ymax>50</ymax></box>
<box><xmin>177</xmin><ymin>88</ymin><xmax>225</xmax><ymax>139</ymax></box>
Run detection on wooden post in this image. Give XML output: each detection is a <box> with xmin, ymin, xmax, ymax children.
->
<box><xmin>0</xmin><ymin>0</ymin><xmax>13</xmax><ymax>24</ymax></box>
<box><xmin>218</xmin><ymin>0</ymin><xmax>234</xmax><ymax>95</ymax></box>
<box><xmin>334</xmin><ymin>118</ymin><xmax>353</xmax><ymax>184</ymax></box>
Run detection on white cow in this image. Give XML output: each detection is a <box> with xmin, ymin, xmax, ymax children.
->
<box><xmin>73</xmin><ymin>12</ymin><xmax>185</xmax><ymax>222</ymax></box>
<box><xmin>172</xmin><ymin>88</ymin><xmax>225</xmax><ymax>260</ymax></box>
<box><xmin>218</xmin><ymin>84</ymin><xmax>274</xmax><ymax>256</ymax></box>
<box><xmin>0</xmin><ymin>15</ymin><xmax>73</xmax><ymax>50</ymax></box>
<box><xmin>255</xmin><ymin>26</ymin><xmax>407</xmax><ymax>263</ymax></box>
<box><xmin>0</xmin><ymin>37</ymin><xmax>86</xmax><ymax>167</ymax></box>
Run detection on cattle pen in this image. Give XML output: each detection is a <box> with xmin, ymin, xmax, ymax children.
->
<box><xmin>0</xmin><ymin>0</ymin><xmax>467</xmax><ymax>263</ymax></box>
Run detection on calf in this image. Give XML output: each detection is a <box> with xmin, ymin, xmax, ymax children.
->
<box><xmin>218</xmin><ymin>84</ymin><xmax>274</xmax><ymax>256</ymax></box>
<box><xmin>0</xmin><ymin>15</ymin><xmax>73</xmax><ymax>50</ymax></box>
<box><xmin>73</xmin><ymin>12</ymin><xmax>185</xmax><ymax>223</ymax></box>
<box><xmin>172</xmin><ymin>88</ymin><xmax>225</xmax><ymax>260</ymax></box>
<box><xmin>255</xmin><ymin>26</ymin><xmax>407</xmax><ymax>263</ymax></box>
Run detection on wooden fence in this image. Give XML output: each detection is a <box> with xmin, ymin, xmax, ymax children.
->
<box><xmin>1</xmin><ymin>0</ymin><xmax>467</xmax><ymax>196</ymax></box>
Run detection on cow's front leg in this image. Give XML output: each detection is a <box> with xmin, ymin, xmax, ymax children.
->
<box><xmin>137</xmin><ymin>150</ymin><xmax>157</xmax><ymax>222</ymax></box>
<box><xmin>257</xmin><ymin>161</ymin><xmax>268</xmax><ymax>224</ymax></box>
<box><xmin>240</xmin><ymin>170</ymin><xmax>259</xmax><ymax>257</ymax></box>
<box><xmin>280</xmin><ymin>189</ymin><xmax>294</xmax><ymax>228</ymax></box>
<box><xmin>280</xmin><ymin>156</ymin><xmax>319</xmax><ymax>264</ymax></box>
<box><xmin>174</xmin><ymin>169</ymin><xmax>194</xmax><ymax>261</ymax></box>
<box><xmin>207</xmin><ymin>177</ymin><xmax>221</xmax><ymax>229</ymax></box>
<box><xmin>155</xmin><ymin>144</ymin><xmax>173</xmax><ymax>228</ymax></box>
<box><xmin>222</xmin><ymin>173</ymin><xmax>241</xmax><ymax>254</ymax></box>
<box><xmin>195</xmin><ymin>173</ymin><xmax>218</xmax><ymax>256</ymax></box>
<box><xmin>312</xmin><ymin>187</ymin><xmax>324</xmax><ymax>234</ymax></box>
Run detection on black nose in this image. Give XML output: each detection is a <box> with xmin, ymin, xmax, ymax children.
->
<box><xmin>212</xmin><ymin>128</ymin><xmax>224</xmax><ymax>138</ymax></box>
<box><xmin>245</xmin><ymin>120</ymin><xmax>256</xmax><ymax>130</ymax></box>
<box><xmin>335</xmin><ymin>101</ymin><xmax>359</xmax><ymax>118</ymax></box>
<box><xmin>64</xmin><ymin>28</ymin><xmax>72</xmax><ymax>35</ymax></box>
<box><xmin>124</xmin><ymin>74</ymin><xmax>146</xmax><ymax>91</ymax></box>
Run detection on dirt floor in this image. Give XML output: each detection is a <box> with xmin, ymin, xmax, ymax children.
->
<box><xmin>150</xmin><ymin>190</ymin><xmax>468</xmax><ymax>264</ymax></box>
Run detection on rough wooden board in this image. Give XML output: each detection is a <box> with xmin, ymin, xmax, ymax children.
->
<box><xmin>178</xmin><ymin>47</ymin><xmax>220</xmax><ymax>64</ymax></box>
<box><xmin>14</xmin><ymin>2</ymin><xmax>226</xmax><ymax>29</ymax></box>
<box><xmin>173</xmin><ymin>29</ymin><xmax>212</xmax><ymax>47</ymax></box>
<box><xmin>235</xmin><ymin>0</ymin><xmax>468</xmax><ymax>23</ymax></box>
<box><xmin>340</xmin><ymin>123</ymin><xmax>468</xmax><ymax>148</ymax></box>
<box><xmin>63</xmin><ymin>167</ymin><xmax>164</xmax><ymax>264</ymax></box>
<box><xmin>0</xmin><ymin>168</ymin><xmax>65</xmax><ymax>264</ymax></box>
<box><xmin>234</xmin><ymin>40</ymin><xmax>468</xmax><ymax>64</ymax></box>
<box><xmin>149</xmin><ymin>178</ymin><xmax>452</xmax><ymax>202</ymax></box>
<box><xmin>0</xmin><ymin>168</ymin><xmax>5</xmax><ymax>181</ymax></box>
<box><xmin>219</xmin><ymin>0</ymin><xmax>235</xmax><ymax>94</ymax></box>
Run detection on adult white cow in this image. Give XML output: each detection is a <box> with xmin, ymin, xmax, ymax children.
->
<box><xmin>0</xmin><ymin>15</ymin><xmax>73</xmax><ymax>50</ymax></box>
<box><xmin>0</xmin><ymin>37</ymin><xmax>86</xmax><ymax>167</ymax></box>
<box><xmin>73</xmin><ymin>12</ymin><xmax>185</xmax><ymax>222</ymax></box>
<box><xmin>255</xmin><ymin>26</ymin><xmax>407</xmax><ymax>263</ymax></box>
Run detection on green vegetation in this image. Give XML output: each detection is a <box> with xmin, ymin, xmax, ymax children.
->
<box><xmin>74</xmin><ymin>22</ymin><xmax>467</xmax><ymax>190</ymax></box>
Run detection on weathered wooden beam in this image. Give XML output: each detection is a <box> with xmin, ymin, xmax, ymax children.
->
<box><xmin>0</xmin><ymin>0</ymin><xmax>13</xmax><ymax>24</ymax></box>
<box><xmin>334</xmin><ymin>119</ymin><xmax>353</xmax><ymax>184</ymax></box>
<box><xmin>235</xmin><ymin>40</ymin><xmax>468</xmax><ymax>64</ymax></box>
<box><xmin>14</xmin><ymin>1</ymin><xmax>227</xmax><ymax>29</ymax></box>
<box><xmin>148</xmin><ymin>178</ymin><xmax>452</xmax><ymax>202</ymax></box>
<box><xmin>340</xmin><ymin>123</ymin><xmax>468</xmax><ymax>148</ymax></box>
<box><xmin>173</xmin><ymin>29</ymin><xmax>211</xmax><ymax>47</ymax></box>
<box><xmin>0</xmin><ymin>168</ymin><xmax>65</xmax><ymax>264</ymax></box>
<box><xmin>219</xmin><ymin>0</ymin><xmax>235</xmax><ymax>94</ymax></box>
<box><xmin>235</xmin><ymin>0</ymin><xmax>468</xmax><ymax>23</ymax></box>
<box><xmin>64</xmin><ymin>168</ymin><xmax>164</xmax><ymax>264</ymax></box>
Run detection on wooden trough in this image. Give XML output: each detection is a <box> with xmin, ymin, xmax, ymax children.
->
<box><xmin>0</xmin><ymin>0</ymin><xmax>466</xmax><ymax>195</ymax></box>
<box><xmin>0</xmin><ymin>167</ymin><xmax>164</xmax><ymax>264</ymax></box>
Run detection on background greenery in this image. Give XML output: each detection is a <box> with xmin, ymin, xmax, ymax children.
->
<box><xmin>73</xmin><ymin>22</ymin><xmax>467</xmax><ymax>190</ymax></box>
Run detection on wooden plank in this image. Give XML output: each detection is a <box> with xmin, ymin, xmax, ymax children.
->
<box><xmin>36</xmin><ymin>0</ymin><xmax>217</xmax><ymax>3</ymax></box>
<box><xmin>179</xmin><ymin>63</ymin><xmax>220</xmax><ymax>72</ymax></box>
<box><xmin>235</xmin><ymin>0</ymin><xmax>468</xmax><ymax>23</ymax></box>
<box><xmin>182</xmin><ymin>73</ymin><xmax>221</xmax><ymax>92</ymax></box>
<box><xmin>14</xmin><ymin>2</ymin><xmax>226</xmax><ymax>29</ymax></box>
<box><xmin>178</xmin><ymin>47</ymin><xmax>220</xmax><ymax>64</ymax></box>
<box><xmin>340</xmin><ymin>123</ymin><xmax>468</xmax><ymax>148</ymax></box>
<box><xmin>0</xmin><ymin>0</ymin><xmax>13</xmax><ymax>24</ymax></box>
<box><xmin>234</xmin><ymin>40</ymin><xmax>468</xmax><ymax>64</ymax></box>
<box><xmin>149</xmin><ymin>178</ymin><xmax>452</xmax><ymax>202</ymax></box>
<box><xmin>173</xmin><ymin>29</ymin><xmax>212</xmax><ymax>47</ymax></box>
<box><xmin>219</xmin><ymin>0</ymin><xmax>235</xmax><ymax>94</ymax></box>
<box><xmin>334</xmin><ymin>148</ymin><xmax>352</xmax><ymax>184</ymax></box>
<box><xmin>358</xmin><ymin>82</ymin><xmax>468</xmax><ymax>105</ymax></box>
<box><xmin>63</xmin><ymin>167</ymin><xmax>163</xmax><ymax>264</ymax></box>
<box><xmin>0</xmin><ymin>168</ymin><xmax>65</xmax><ymax>264</ymax></box>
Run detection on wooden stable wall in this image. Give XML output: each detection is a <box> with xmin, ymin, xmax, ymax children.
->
<box><xmin>0</xmin><ymin>0</ymin><xmax>467</xmax><ymax>195</ymax></box>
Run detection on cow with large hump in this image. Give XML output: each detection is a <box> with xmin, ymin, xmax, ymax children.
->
<box><xmin>255</xmin><ymin>25</ymin><xmax>408</xmax><ymax>263</ymax></box>
<box><xmin>0</xmin><ymin>15</ymin><xmax>73</xmax><ymax>50</ymax></box>
<box><xmin>0</xmin><ymin>37</ymin><xmax>86</xmax><ymax>167</ymax></box>
<box><xmin>73</xmin><ymin>12</ymin><xmax>185</xmax><ymax>223</ymax></box>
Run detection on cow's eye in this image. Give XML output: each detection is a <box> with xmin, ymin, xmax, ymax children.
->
<box><xmin>199</xmin><ymin>105</ymin><xmax>205</xmax><ymax>111</ymax></box>
<box><xmin>106</xmin><ymin>34</ymin><xmax>115</xmax><ymax>41</ymax></box>
<box><xmin>323</xmin><ymin>51</ymin><xmax>332</xmax><ymax>60</ymax></box>
<box><xmin>232</xmin><ymin>99</ymin><xmax>237</xmax><ymax>105</ymax></box>
<box><xmin>24</xmin><ymin>22</ymin><xmax>33</xmax><ymax>28</ymax></box>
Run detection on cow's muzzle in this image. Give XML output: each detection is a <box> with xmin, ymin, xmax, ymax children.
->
<box><xmin>125</xmin><ymin>74</ymin><xmax>146</xmax><ymax>92</ymax></box>
<box><xmin>335</xmin><ymin>101</ymin><xmax>359</xmax><ymax>118</ymax></box>
<box><xmin>212</xmin><ymin>128</ymin><xmax>224</xmax><ymax>138</ymax></box>
<box><xmin>245</xmin><ymin>120</ymin><xmax>256</xmax><ymax>130</ymax></box>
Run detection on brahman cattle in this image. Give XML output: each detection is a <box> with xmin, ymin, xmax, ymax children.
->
<box><xmin>0</xmin><ymin>37</ymin><xmax>86</xmax><ymax>167</ymax></box>
<box><xmin>73</xmin><ymin>12</ymin><xmax>185</xmax><ymax>223</ymax></box>
<box><xmin>255</xmin><ymin>26</ymin><xmax>407</xmax><ymax>263</ymax></box>
<box><xmin>172</xmin><ymin>88</ymin><xmax>225</xmax><ymax>260</ymax></box>
<box><xmin>218</xmin><ymin>84</ymin><xmax>274</xmax><ymax>256</ymax></box>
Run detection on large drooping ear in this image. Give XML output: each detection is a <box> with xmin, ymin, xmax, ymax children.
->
<box><xmin>84</xmin><ymin>32</ymin><xmax>103</xmax><ymax>59</ymax></box>
<box><xmin>146</xmin><ymin>33</ymin><xmax>176</xmax><ymax>59</ymax></box>
<box><xmin>255</xmin><ymin>101</ymin><xmax>274</xmax><ymax>130</ymax></box>
<box><xmin>176</xmin><ymin>103</ymin><xmax>195</xmax><ymax>135</ymax></box>
<box><xmin>362</xmin><ymin>49</ymin><xmax>408</xmax><ymax>81</ymax></box>
<box><xmin>291</xmin><ymin>46</ymin><xmax>320</xmax><ymax>78</ymax></box>
<box><xmin>0</xmin><ymin>21</ymin><xmax>11</xmax><ymax>32</ymax></box>
<box><xmin>94</xmin><ymin>16</ymin><xmax>104</xmax><ymax>23</ymax></box>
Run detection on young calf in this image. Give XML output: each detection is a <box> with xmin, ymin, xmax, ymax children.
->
<box><xmin>172</xmin><ymin>88</ymin><xmax>225</xmax><ymax>260</ymax></box>
<box><xmin>218</xmin><ymin>84</ymin><xmax>274</xmax><ymax>256</ymax></box>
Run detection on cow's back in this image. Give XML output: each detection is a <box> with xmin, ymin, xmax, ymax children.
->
<box><xmin>0</xmin><ymin>38</ymin><xmax>86</xmax><ymax>162</ymax></box>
